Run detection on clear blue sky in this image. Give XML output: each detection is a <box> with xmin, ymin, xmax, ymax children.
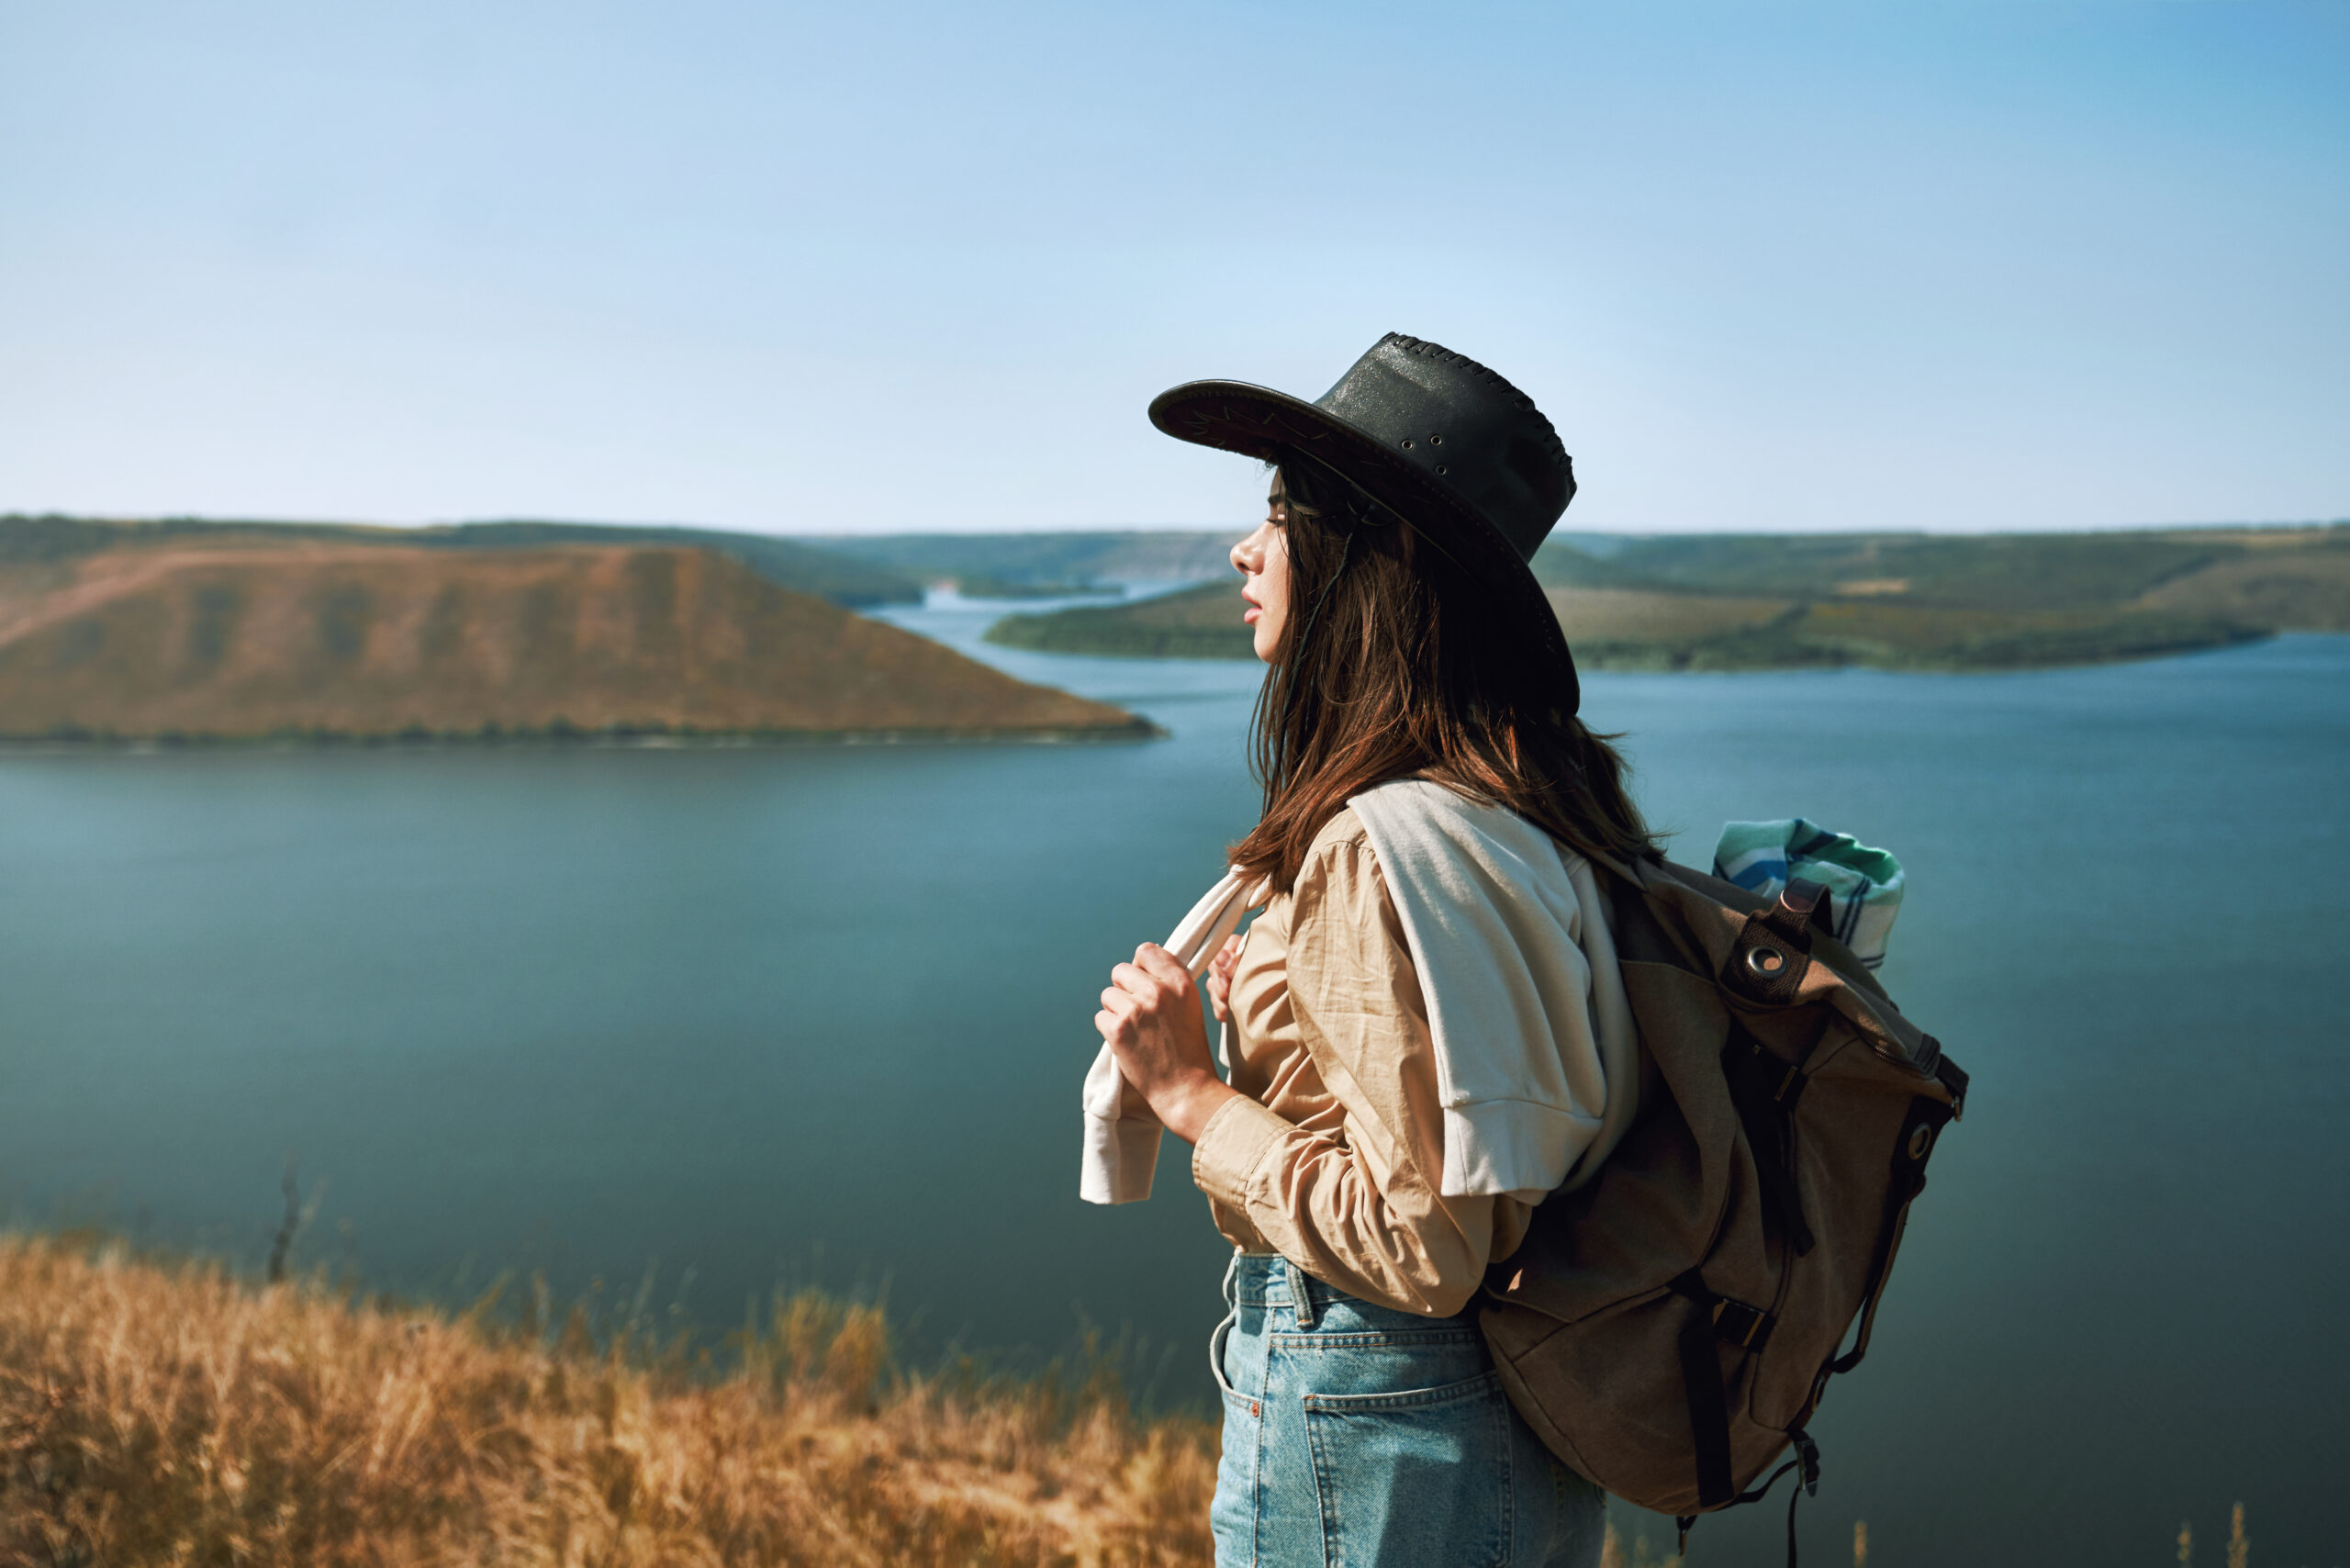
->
<box><xmin>2</xmin><ymin>1</ymin><xmax>2343</xmax><ymax>535</ymax></box>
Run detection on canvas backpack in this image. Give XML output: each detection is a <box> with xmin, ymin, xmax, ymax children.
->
<box><xmin>1479</xmin><ymin>853</ymin><xmax>1969</xmax><ymax>1558</ymax></box>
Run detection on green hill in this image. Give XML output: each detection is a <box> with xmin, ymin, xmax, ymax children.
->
<box><xmin>985</xmin><ymin>581</ymin><xmax>1256</xmax><ymax>658</ymax></box>
<box><xmin>1523</xmin><ymin>527</ymin><xmax>2347</xmax><ymax>610</ymax></box>
<box><xmin>982</xmin><ymin>524</ymin><xmax>2350</xmax><ymax>670</ymax></box>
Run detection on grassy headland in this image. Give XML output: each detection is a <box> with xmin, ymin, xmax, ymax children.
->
<box><xmin>985</xmin><ymin>582</ymin><xmax>1262</xmax><ymax>659</ymax></box>
<box><xmin>982</xmin><ymin>524</ymin><xmax>2349</xmax><ymax>670</ymax></box>
<box><xmin>0</xmin><ymin>1233</ymin><xmax>1214</xmax><ymax>1566</ymax></box>
<box><xmin>0</xmin><ymin>533</ymin><xmax>1153</xmax><ymax>744</ymax></box>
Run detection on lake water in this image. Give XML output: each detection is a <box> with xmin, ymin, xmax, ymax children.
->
<box><xmin>2</xmin><ymin>598</ymin><xmax>2344</xmax><ymax>1567</ymax></box>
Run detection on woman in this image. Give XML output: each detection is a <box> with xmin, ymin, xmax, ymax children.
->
<box><xmin>1092</xmin><ymin>334</ymin><xmax>1656</xmax><ymax>1567</ymax></box>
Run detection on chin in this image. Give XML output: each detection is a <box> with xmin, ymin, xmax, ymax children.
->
<box><xmin>1252</xmin><ymin>628</ymin><xmax>1281</xmax><ymax>664</ymax></box>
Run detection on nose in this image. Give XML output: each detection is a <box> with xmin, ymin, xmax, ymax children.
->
<box><xmin>1231</xmin><ymin>526</ymin><xmax>1262</xmax><ymax>576</ymax></box>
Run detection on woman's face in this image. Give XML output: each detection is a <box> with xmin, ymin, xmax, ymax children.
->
<box><xmin>1231</xmin><ymin>473</ymin><xmax>1292</xmax><ymax>665</ymax></box>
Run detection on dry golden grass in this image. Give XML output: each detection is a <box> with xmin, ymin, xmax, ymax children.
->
<box><xmin>0</xmin><ymin>1234</ymin><xmax>1216</xmax><ymax>1567</ymax></box>
<box><xmin>1597</xmin><ymin>1517</ymin><xmax>1685</xmax><ymax>1566</ymax></box>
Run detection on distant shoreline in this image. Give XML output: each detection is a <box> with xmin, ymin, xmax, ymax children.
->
<box><xmin>0</xmin><ymin>719</ymin><xmax>1167</xmax><ymax>753</ymax></box>
<box><xmin>983</xmin><ymin>520</ymin><xmax>2350</xmax><ymax>671</ymax></box>
<box><xmin>985</xmin><ymin>610</ymin><xmax>2285</xmax><ymax>672</ymax></box>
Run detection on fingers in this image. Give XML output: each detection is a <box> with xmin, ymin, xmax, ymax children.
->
<box><xmin>1110</xmin><ymin>957</ymin><xmax>1182</xmax><ymax>1001</ymax></box>
<box><xmin>1206</xmin><ymin>934</ymin><xmax>1241</xmax><ymax>1021</ymax></box>
<box><xmin>1100</xmin><ymin>942</ymin><xmax>1207</xmax><ymax>1050</ymax></box>
<box><xmin>1133</xmin><ymin>942</ymin><xmax>1192</xmax><ymax>989</ymax></box>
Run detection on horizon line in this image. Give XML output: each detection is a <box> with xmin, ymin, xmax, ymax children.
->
<box><xmin>7</xmin><ymin>510</ymin><xmax>2346</xmax><ymax>543</ymax></box>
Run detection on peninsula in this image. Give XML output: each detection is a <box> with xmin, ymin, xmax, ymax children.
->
<box><xmin>981</xmin><ymin>524</ymin><xmax>2350</xmax><ymax>670</ymax></box>
<box><xmin>0</xmin><ymin>523</ymin><xmax>1151</xmax><ymax>744</ymax></box>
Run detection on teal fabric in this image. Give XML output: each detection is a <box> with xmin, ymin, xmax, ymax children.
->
<box><xmin>1209</xmin><ymin>1254</ymin><xmax>1606</xmax><ymax>1567</ymax></box>
<box><xmin>1711</xmin><ymin>818</ymin><xmax>1906</xmax><ymax>969</ymax></box>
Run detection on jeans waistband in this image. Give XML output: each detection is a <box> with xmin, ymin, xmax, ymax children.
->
<box><xmin>1220</xmin><ymin>1250</ymin><xmax>1484</xmax><ymax>1335</ymax></box>
<box><xmin>1226</xmin><ymin>1252</ymin><xmax>1331</xmax><ymax>1309</ymax></box>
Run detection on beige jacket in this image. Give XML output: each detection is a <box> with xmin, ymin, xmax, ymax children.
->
<box><xmin>1190</xmin><ymin>803</ymin><xmax>1611</xmax><ymax>1317</ymax></box>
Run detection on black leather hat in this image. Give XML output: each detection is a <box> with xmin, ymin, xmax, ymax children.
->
<box><xmin>1148</xmin><ymin>332</ymin><xmax>1580</xmax><ymax>713</ymax></box>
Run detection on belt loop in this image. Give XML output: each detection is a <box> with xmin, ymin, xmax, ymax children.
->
<box><xmin>1285</xmin><ymin>1259</ymin><xmax>1317</xmax><ymax>1328</ymax></box>
<box><xmin>1222</xmin><ymin>1249</ymin><xmax>1240</xmax><ymax>1307</ymax></box>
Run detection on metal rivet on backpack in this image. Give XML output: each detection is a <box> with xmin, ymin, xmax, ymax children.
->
<box><xmin>1746</xmin><ymin>946</ymin><xmax>1786</xmax><ymax>977</ymax></box>
<box><xmin>1431</xmin><ymin>434</ymin><xmax>1445</xmax><ymax>445</ymax></box>
<box><xmin>1908</xmin><ymin>1124</ymin><xmax>1932</xmax><ymax>1159</ymax></box>
<box><xmin>1400</xmin><ymin>437</ymin><xmax>1414</xmax><ymax>449</ymax></box>
<box><xmin>1436</xmin><ymin>464</ymin><xmax>1449</xmax><ymax>476</ymax></box>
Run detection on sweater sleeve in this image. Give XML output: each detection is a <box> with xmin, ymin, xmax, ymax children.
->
<box><xmin>1189</xmin><ymin>824</ymin><xmax>1536</xmax><ymax>1316</ymax></box>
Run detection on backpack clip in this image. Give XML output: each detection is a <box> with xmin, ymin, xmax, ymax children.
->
<box><xmin>1768</xmin><ymin>878</ymin><xmax>1832</xmax><ymax>943</ymax></box>
<box><xmin>1711</xmin><ymin>1296</ymin><xmax>1777</xmax><ymax>1351</ymax></box>
<box><xmin>1724</xmin><ymin>879</ymin><xmax>1830</xmax><ymax>1007</ymax></box>
<box><xmin>1792</xmin><ymin>1427</ymin><xmax>1821</xmax><ymax>1496</ymax></box>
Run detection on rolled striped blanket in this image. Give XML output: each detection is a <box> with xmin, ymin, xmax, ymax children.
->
<box><xmin>1711</xmin><ymin>819</ymin><xmax>1905</xmax><ymax>970</ymax></box>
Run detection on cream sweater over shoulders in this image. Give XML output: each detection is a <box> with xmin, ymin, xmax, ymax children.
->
<box><xmin>1191</xmin><ymin>782</ymin><xmax>1639</xmax><ymax>1316</ymax></box>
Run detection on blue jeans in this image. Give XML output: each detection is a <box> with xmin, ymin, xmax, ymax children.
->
<box><xmin>1209</xmin><ymin>1253</ymin><xmax>1606</xmax><ymax>1568</ymax></box>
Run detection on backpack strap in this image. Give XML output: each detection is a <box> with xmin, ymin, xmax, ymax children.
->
<box><xmin>1823</xmin><ymin>1090</ymin><xmax>1958</xmax><ymax>1387</ymax></box>
<box><xmin>1722</xmin><ymin>1019</ymin><xmax>1818</xmax><ymax>1256</ymax></box>
<box><xmin>1670</xmin><ymin>1271</ymin><xmax>1739</xmax><ymax>1509</ymax></box>
<box><xmin>1931</xmin><ymin>1048</ymin><xmax>1971</xmax><ymax>1120</ymax></box>
<box><xmin>1678</xmin><ymin>1433</ymin><xmax>1822</xmax><ymax>1568</ymax></box>
<box><xmin>1667</xmin><ymin>1269</ymin><xmax>1782</xmax><ymax>1509</ymax></box>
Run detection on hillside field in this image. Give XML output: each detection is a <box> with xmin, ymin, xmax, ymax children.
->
<box><xmin>0</xmin><ymin>531</ymin><xmax>1152</xmax><ymax>744</ymax></box>
<box><xmin>983</xmin><ymin>524</ymin><xmax>2348</xmax><ymax>669</ymax></box>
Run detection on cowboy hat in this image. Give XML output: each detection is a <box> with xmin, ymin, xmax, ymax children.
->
<box><xmin>1148</xmin><ymin>331</ymin><xmax>1581</xmax><ymax>711</ymax></box>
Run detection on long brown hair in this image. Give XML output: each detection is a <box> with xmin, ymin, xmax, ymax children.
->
<box><xmin>1228</xmin><ymin>451</ymin><xmax>1659</xmax><ymax>890</ymax></box>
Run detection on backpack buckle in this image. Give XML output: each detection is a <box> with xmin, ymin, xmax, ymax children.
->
<box><xmin>1725</xmin><ymin>884</ymin><xmax>1825</xmax><ymax>1007</ymax></box>
<box><xmin>1712</xmin><ymin>1296</ymin><xmax>1777</xmax><ymax>1351</ymax></box>
<box><xmin>1765</xmin><ymin>878</ymin><xmax>1832</xmax><ymax>946</ymax></box>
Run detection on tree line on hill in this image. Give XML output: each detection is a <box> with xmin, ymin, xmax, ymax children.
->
<box><xmin>984</xmin><ymin>523</ymin><xmax>2350</xmax><ymax>671</ymax></box>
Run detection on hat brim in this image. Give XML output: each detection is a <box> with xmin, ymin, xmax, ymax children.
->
<box><xmin>1148</xmin><ymin>379</ymin><xmax>1581</xmax><ymax>715</ymax></box>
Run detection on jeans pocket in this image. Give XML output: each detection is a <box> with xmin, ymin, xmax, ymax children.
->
<box><xmin>1212</xmin><ymin>1386</ymin><xmax>1262</xmax><ymax>1568</ymax></box>
<box><xmin>1303</xmin><ymin>1370</ymin><xmax>1513</xmax><ymax>1568</ymax></box>
<box><xmin>1209</xmin><ymin>1308</ymin><xmax>1262</xmax><ymax>1568</ymax></box>
<box><xmin>1210</xmin><ymin>1307</ymin><xmax>1240</xmax><ymax>1397</ymax></box>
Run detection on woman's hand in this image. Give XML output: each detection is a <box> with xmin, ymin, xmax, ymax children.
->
<box><xmin>1098</xmin><ymin>942</ymin><xmax>1238</xmax><ymax>1145</ymax></box>
<box><xmin>1206</xmin><ymin>932</ymin><xmax>1243</xmax><ymax>1021</ymax></box>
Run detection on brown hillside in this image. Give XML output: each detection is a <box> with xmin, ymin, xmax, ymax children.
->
<box><xmin>0</xmin><ymin>541</ymin><xmax>1151</xmax><ymax>741</ymax></box>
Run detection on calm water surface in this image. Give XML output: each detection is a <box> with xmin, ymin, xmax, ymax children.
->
<box><xmin>3</xmin><ymin>599</ymin><xmax>2344</xmax><ymax>1567</ymax></box>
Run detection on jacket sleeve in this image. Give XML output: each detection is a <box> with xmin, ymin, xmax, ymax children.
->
<box><xmin>1189</xmin><ymin>826</ymin><xmax>1537</xmax><ymax>1316</ymax></box>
